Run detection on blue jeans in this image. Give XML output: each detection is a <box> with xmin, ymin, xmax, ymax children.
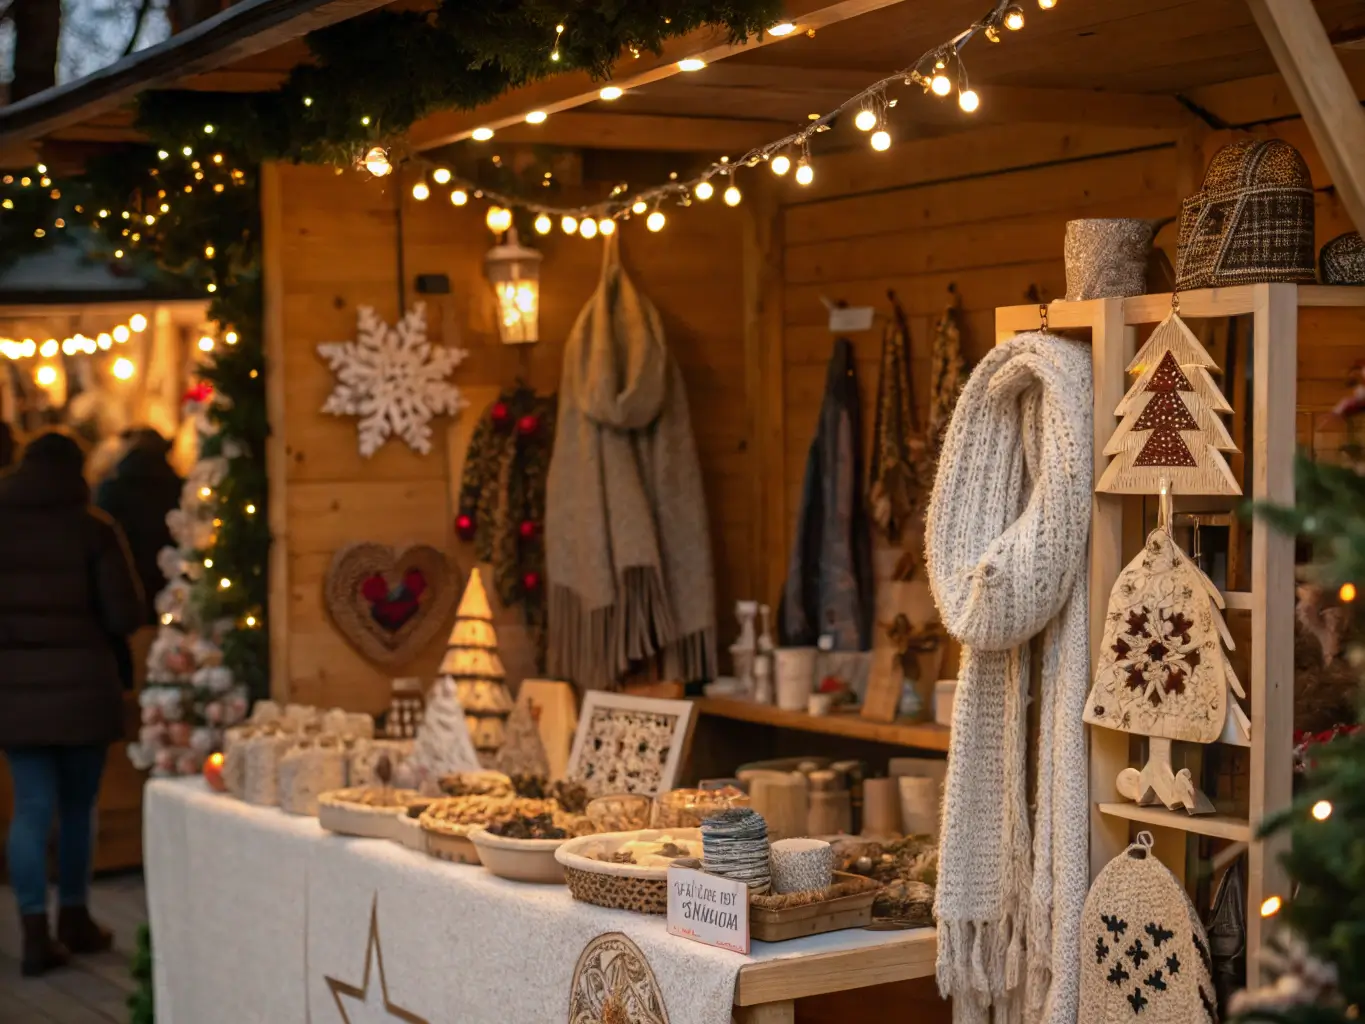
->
<box><xmin>4</xmin><ymin>746</ymin><xmax>107</xmax><ymax>915</ymax></box>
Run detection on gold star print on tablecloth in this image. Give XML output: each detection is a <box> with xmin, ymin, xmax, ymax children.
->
<box><xmin>326</xmin><ymin>898</ymin><xmax>429</xmax><ymax>1024</ymax></box>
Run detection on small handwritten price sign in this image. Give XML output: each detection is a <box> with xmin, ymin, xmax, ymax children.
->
<box><xmin>666</xmin><ymin>865</ymin><xmax>750</xmax><ymax>954</ymax></box>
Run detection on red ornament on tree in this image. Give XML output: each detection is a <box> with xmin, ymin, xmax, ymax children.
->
<box><xmin>516</xmin><ymin>413</ymin><xmax>540</xmax><ymax>437</ymax></box>
<box><xmin>456</xmin><ymin>513</ymin><xmax>476</xmax><ymax>541</ymax></box>
<box><xmin>518</xmin><ymin>520</ymin><xmax>538</xmax><ymax>541</ymax></box>
<box><xmin>521</xmin><ymin>571</ymin><xmax>542</xmax><ymax>593</ymax></box>
<box><xmin>491</xmin><ymin>402</ymin><xmax>512</xmax><ymax>431</ymax></box>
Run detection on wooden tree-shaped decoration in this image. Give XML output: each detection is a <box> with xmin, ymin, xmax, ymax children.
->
<box><xmin>1098</xmin><ymin>311</ymin><xmax>1240</xmax><ymax>495</ymax></box>
<box><xmin>439</xmin><ymin>568</ymin><xmax>514</xmax><ymax>766</ymax></box>
<box><xmin>1084</xmin><ymin>527</ymin><xmax>1250</xmax><ymax>814</ymax></box>
<box><xmin>493</xmin><ymin>700</ymin><xmax>551</xmax><ymax>777</ymax></box>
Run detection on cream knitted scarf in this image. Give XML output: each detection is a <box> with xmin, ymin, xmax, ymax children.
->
<box><xmin>925</xmin><ymin>332</ymin><xmax>1092</xmax><ymax>1024</ymax></box>
<box><xmin>545</xmin><ymin>239</ymin><xmax>716</xmax><ymax>689</ymax></box>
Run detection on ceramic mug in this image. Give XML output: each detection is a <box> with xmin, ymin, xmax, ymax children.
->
<box><xmin>770</xmin><ymin>837</ymin><xmax>834</xmax><ymax>895</ymax></box>
<box><xmin>774</xmin><ymin>647</ymin><xmax>817</xmax><ymax>711</ymax></box>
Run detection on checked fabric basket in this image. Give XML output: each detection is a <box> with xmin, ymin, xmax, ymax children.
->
<box><xmin>1175</xmin><ymin>139</ymin><xmax>1316</xmax><ymax>290</ymax></box>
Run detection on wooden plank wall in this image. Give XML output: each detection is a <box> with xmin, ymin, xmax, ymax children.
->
<box><xmin>263</xmin><ymin>162</ymin><xmax>750</xmax><ymax>713</ymax></box>
<box><xmin>769</xmin><ymin>119</ymin><xmax>1365</xmax><ymax>583</ymax></box>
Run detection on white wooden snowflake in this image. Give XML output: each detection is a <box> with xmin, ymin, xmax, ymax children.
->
<box><xmin>317</xmin><ymin>304</ymin><xmax>468</xmax><ymax>457</ymax></box>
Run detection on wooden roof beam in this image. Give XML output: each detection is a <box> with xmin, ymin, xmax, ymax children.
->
<box><xmin>405</xmin><ymin>0</ymin><xmax>910</xmax><ymax>153</ymax></box>
<box><xmin>0</xmin><ymin>0</ymin><xmax>391</xmax><ymax>155</ymax></box>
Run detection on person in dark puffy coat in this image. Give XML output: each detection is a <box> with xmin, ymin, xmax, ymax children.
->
<box><xmin>0</xmin><ymin>430</ymin><xmax>145</xmax><ymax>976</ymax></box>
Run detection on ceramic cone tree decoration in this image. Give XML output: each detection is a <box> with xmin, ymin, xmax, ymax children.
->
<box><xmin>440</xmin><ymin>568</ymin><xmax>513</xmax><ymax>766</ymax></box>
<box><xmin>405</xmin><ymin>677</ymin><xmax>481</xmax><ymax>793</ymax></box>
<box><xmin>494</xmin><ymin>701</ymin><xmax>551</xmax><ymax>777</ymax></box>
<box><xmin>1098</xmin><ymin>311</ymin><xmax>1240</xmax><ymax>496</ymax></box>
<box><xmin>1084</xmin><ymin>522</ymin><xmax>1250</xmax><ymax>814</ymax></box>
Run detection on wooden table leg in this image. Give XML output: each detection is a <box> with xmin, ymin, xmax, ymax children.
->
<box><xmin>733</xmin><ymin>1001</ymin><xmax>795</xmax><ymax>1024</ymax></box>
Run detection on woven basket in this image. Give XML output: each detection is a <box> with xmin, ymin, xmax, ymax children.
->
<box><xmin>1176</xmin><ymin>138</ymin><xmax>1315</xmax><ymax>290</ymax></box>
<box><xmin>556</xmin><ymin>828</ymin><xmax>702</xmax><ymax>915</ymax></box>
<box><xmin>1320</xmin><ymin>231</ymin><xmax>1365</xmax><ymax>285</ymax></box>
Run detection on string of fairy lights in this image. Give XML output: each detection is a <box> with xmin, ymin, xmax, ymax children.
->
<box><xmin>365</xmin><ymin>0</ymin><xmax>1056</xmax><ymax>238</ymax></box>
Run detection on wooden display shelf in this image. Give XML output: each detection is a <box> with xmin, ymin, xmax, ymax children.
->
<box><xmin>1097</xmin><ymin>802</ymin><xmax>1252</xmax><ymax>842</ymax></box>
<box><xmin>694</xmin><ymin>697</ymin><xmax>951</xmax><ymax>751</ymax></box>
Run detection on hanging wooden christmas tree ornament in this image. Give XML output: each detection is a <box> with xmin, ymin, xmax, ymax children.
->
<box><xmin>1083</xmin><ymin>509</ymin><xmax>1249</xmax><ymax>814</ymax></box>
<box><xmin>1098</xmin><ymin>310</ymin><xmax>1240</xmax><ymax>496</ymax></box>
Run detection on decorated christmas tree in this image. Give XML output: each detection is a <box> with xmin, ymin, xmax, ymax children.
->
<box><xmin>1099</xmin><ymin>311</ymin><xmax>1239</xmax><ymax>496</ymax></box>
<box><xmin>1231</xmin><ymin>370</ymin><xmax>1365</xmax><ymax>1021</ymax></box>
<box><xmin>440</xmin><ymin>568</ymin><xmax>513</xmax><ymax>766</ymax></box>
<box><xmin>128</xmin><ymin>386</ymin><xmax>250</xmax><ymax>776</ymax></box>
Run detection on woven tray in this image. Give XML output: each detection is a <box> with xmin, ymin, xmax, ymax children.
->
<box><xmin>749</xmin><ymin>872</ymin><xmax>880</xmax><ymax>942</ymax></box>
<box><xmin>555</xmin><ymin>829</ymin><xmax>702</xmax><ymax>915</ymax></box>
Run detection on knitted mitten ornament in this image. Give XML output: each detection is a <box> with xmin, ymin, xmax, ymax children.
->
<box><xmin>1079</xmin><ymin>832</ymin><xmax>1216</xmax><ymax>1024</ymax></box>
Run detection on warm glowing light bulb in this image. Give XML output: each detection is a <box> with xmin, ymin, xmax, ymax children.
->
<box><xmin>207</xmin><ymin>283</ymin><xmax>217</xmax><ymax>293</ymax></box>
<box><xmin>245</xmin><ymin>615</ymin><xmax>257</xmax><ymax>627</ymax></box>
<box><xmin>204</xmin><ymin>244</ymin><xmax>216</xmax><ymax>259</ymax></box>
<box><xmin>182</xmin><ymin>146</ymin><xmax>193</xmax><ymax>157</ymax></box>
<box><xmin>579</xmin><ymin>217</ymin><xmax>598</xmax><ymax>239</ymax></box>
<box><xmin>678</xmin><ymin>58</ymin><xmax>707</xmax><ymax>72</ymax></box>
<box><xmin>471</xmin><ymin>127</ymin><xmax>495</xmax><ymax>141</ymax></box>
<box><xmin>959</xmin><ymin>89</ymin><xmax>981</xmax><ymax>112</ymax></box>
<box><xmin>598</xmin><ymin>218</ymin><xmax>616</xmax><ymax>236</ymax></box>
<box><xmin>97</xmin><ymin>333</ymin><xmax>113</xmax><ymax>350</ymax></box>
<box><xmin>694</xmin><ymin>181</ymin><xmax>714</xmax><ymax>200</ymax></box>
<box><xmin>561</xmin><ymin>215</ymin><xmax>579</xmax><ymax>235</ymax></box>
<box><xmin>219</xmin><ymin>578</ymin><xmax>231</xmax><ymax>590</ymax></box>
<box><xmin>931</xmin><ymin>74</ymin><xmax>953</xmax><ymax>97</ymax></box>
<box><xmin>1311</xmin><ymin>799</ymin><xmax>1333</xmax><ymax>820</ymax></box>
<box><xmin>485</xmin><ymin>206</ymin><xmax>513</xmax><ymax>233</ymax></box>
<box><xmin>600</xmin><ymin>86</ymin><xmax>624</xmax><ymax>101</ymax></box>
<box><xmin>767</xmin><ymin>22</ymin><xmax>796</xmax><ymax>35</ymax></box>
<box><xmin>451</xmin><ymin>189</ymin><xmax>469</xmax><ymax>206</ymax></box>
<box><xmin>724</xmin><ymin>185</ymin><xmax>742</xmax><ymax>207</ymax></box>
<box><xmin>36</xmin><ymin>365</ymin><xmax>57</xmax><ymax>387</ymax></box>
<box><xmin>871</xmin><ymin>130</ymin><xmax>892</xmax><ymax>151</ymax></box>
<box><xmin>1005</xmin><ymin>5</ymin><xmax>1025</xmax><ymax>29</ymax></box>
<box><xmin>129</xmin><ymin>313</ymin><xmax>147</xmax><ymax>332</ymax></box>
<box><xmin>203</xmin><ymin>557</ymin><xmax>214</xmax><ymax>568</ymax></box>
<box><xmin>525</xmin><ymin>110</ymin><xmax>548</xmax><ymax>124</ymax></box>
<box><xmin>161</xmin><ymin>613</ymin><xmax>173</xmax><ymax>625</ymax></box>
<box><xmin>795</xmin><ymin>161</ymin><xmax>814</xmax><ymax>186</ymax></box>
<box><xmin>363</xmin><ymin>147</ymin><xmax>391</xmax><ymax>176</ymax></box>
<box><xmin>1260</xmin><ymin>895</ymin><xmax>1282</xmax><ymax>917</ymax></box>
<box><xmin>432</xmin><ymin>168</ymin><xmax>452</xmax><ymax>185</ymax></box>
<box><xmin>39</xmin><ymin>339</ymin><xmax>57</xmax><ymax>358</ymax></box>
<box><xmin>112</xmin><ymin>357</ymin><xmax>135</xmax><ymax>380</ymax></box>
<box><xmin>770</xmin><ymin>154</ymin><xmax>791</xmax><ymax>175</ymax></box>
<box><xmin>246</xmin><ymin>503</ymin><xmax>256</xmax><ymax>514</ymax></box>
<box><xmin>225</xmin><ymin>331</ymin><xmax>238</xmax><ymax>345</ymax></box>
<box><xmin>631</xmin><ymin>200</ymin><xmax>648</xmax><ymax>215</ymax></box>
<box><xmin>1339</xmin><ymin>581</ymin><xmax>1357</xmax><ymax>602</ymax></box>
<box><xmin>1038</xmin><ymin>0</ymin><xmax>1056</xmax><ymax>8</ymax></box>
<box><xmin>534</xmin><ymin>213</ymin><xmax>553</xmax><ymax>235</ymax></box>
<box><xmin>113</xmin><ymin>325</ymin><xmax>130</xmax><ymax>343</ymax></box>
<box><xmin>412</xmin><ymin>182</ymin><xmax>430</xmax><ymax>201</ymax></box>
<box><xmin>199</xmin><ymin>336</ymin><xmax>215</xmax><ymax>352</ymax></box>
<box><xmin>646</xmin><ymin>210</ymin><xmax>666</xmax><ymax>232</ymax></box>
<box><xmin>854</xmin><ymin>108</ymin><xmax>878</xmax><ymax>132</ymax></box>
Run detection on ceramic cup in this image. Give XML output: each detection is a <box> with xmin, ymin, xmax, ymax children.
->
<box><xmin>774</xmin><ymin>647</ymin><xmax>818</xmax><ymax>711</ymax></box>
<box><xmin>769</xmin><ymin>837</ymin><xmax>834</xmax><ymax>895</ymax></box>
<box><xmin>807</xmin><ymin>692</ymin><xmax>834</xmax><ymax>716</ymax></box>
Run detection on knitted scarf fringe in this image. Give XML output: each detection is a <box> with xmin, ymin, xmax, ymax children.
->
<box><xmin>548</xmin><ymin>570</ymin><xmax>715</xmax><ymax>689</ymax></box>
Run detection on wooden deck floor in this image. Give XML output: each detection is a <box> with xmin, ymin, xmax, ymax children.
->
<box><xmin>0</xmin><ymin>873</ymin><xmax>147</xmax><ymax>1023</ymax></box>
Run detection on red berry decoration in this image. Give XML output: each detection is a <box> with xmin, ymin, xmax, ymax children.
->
<box><xmin>490</xmin><ymin>402</ymin><xmax>511</xmax><ymax>431</ymax></box>
<box><xmin>521</xmin><ymin>571</ymin><xmax>542</xmax><ymax>593</ymax></box>
<box><xmin>516</xmin><ymin>413</ymin><xmax>540</xmax><ymax>437</ymax></box>
<box><xmin>455</xmin><ymin>513</ymin><xmax>476</xmax><ymax>540</ymax></box>
<box><xmin>518</xmin><ymin>520</ymin><xmax>538</xmax><ymax>541</ymax></box>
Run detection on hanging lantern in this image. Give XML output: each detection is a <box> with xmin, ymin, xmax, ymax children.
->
<box><xmin>485</xmin><ymin>227</ymin><xmax>542</xmax><ymax>345</ymax></box>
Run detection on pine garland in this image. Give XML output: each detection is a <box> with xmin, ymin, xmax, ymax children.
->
<box><xmin>134</xmin><ymin>0</ymin><xmax>780</xmax><ymax>163</ymax></box>
<box><xmin>128</xmin><ymin>923</ymin><xmax>154</xmax><ymax>1024</ymax></box>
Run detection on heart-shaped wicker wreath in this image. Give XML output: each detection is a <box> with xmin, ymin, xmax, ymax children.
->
<box><xmin>324</xmin><ymin>542</ymin><xmax>459</xmax><ymax>667</ymax></box>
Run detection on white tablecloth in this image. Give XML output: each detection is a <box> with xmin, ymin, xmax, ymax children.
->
<box><xmin>145</xmin><ymin>778</ymin><xmax>915</xmax><ymax>1024</ymax></box>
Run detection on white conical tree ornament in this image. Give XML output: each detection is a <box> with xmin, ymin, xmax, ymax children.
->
<box><xmin>439</xmin><ymin>568</ymin><xmax>513</xmax><ymax>765</ymax></box>
<box><xmin>1098</xmin><ymin>311</ymin><xmax>1240</xmax><ymax>496</ymax></box>
<box><xmin>404</xmin><ymin>678</ymin><xmax>481</xmax><ymax>793</ymax></box>
<box><xmin>493</xmin><ymin>701</ymin><xmax>551</xmax><ymax>777</ymax></box>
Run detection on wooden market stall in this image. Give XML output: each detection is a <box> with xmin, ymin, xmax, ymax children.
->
<box><xmin>2</xmin><ymin>0</ymin><xmax>1365</xmax><ymax>1019</ymax></box>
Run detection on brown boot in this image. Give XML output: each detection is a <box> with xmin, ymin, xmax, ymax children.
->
<box><xmin>20</xmin><ymin>913</ymin><xmax>69</xmax><ymax>976</ymax></box>
<box><xmin>56</xmin><ymin>906</ymin><xmax>113</xmax><ymax>955</ymax></box>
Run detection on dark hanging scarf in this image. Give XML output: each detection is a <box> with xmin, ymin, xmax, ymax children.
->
<box><xmin>778</xmin><ymin>338</ymin><xmax>874</xmax><ymax>650</ymax></box>
<box><xmin>868</xmin><ymin>293</ymin><xmax>930</xmax><ymax>543</ymax></box>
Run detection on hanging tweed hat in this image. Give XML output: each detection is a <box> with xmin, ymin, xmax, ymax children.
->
<box><xmin>1079</xmin><ymin>832</ymin><xmax>1217</xmax><ymax>1024</ymax></box>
